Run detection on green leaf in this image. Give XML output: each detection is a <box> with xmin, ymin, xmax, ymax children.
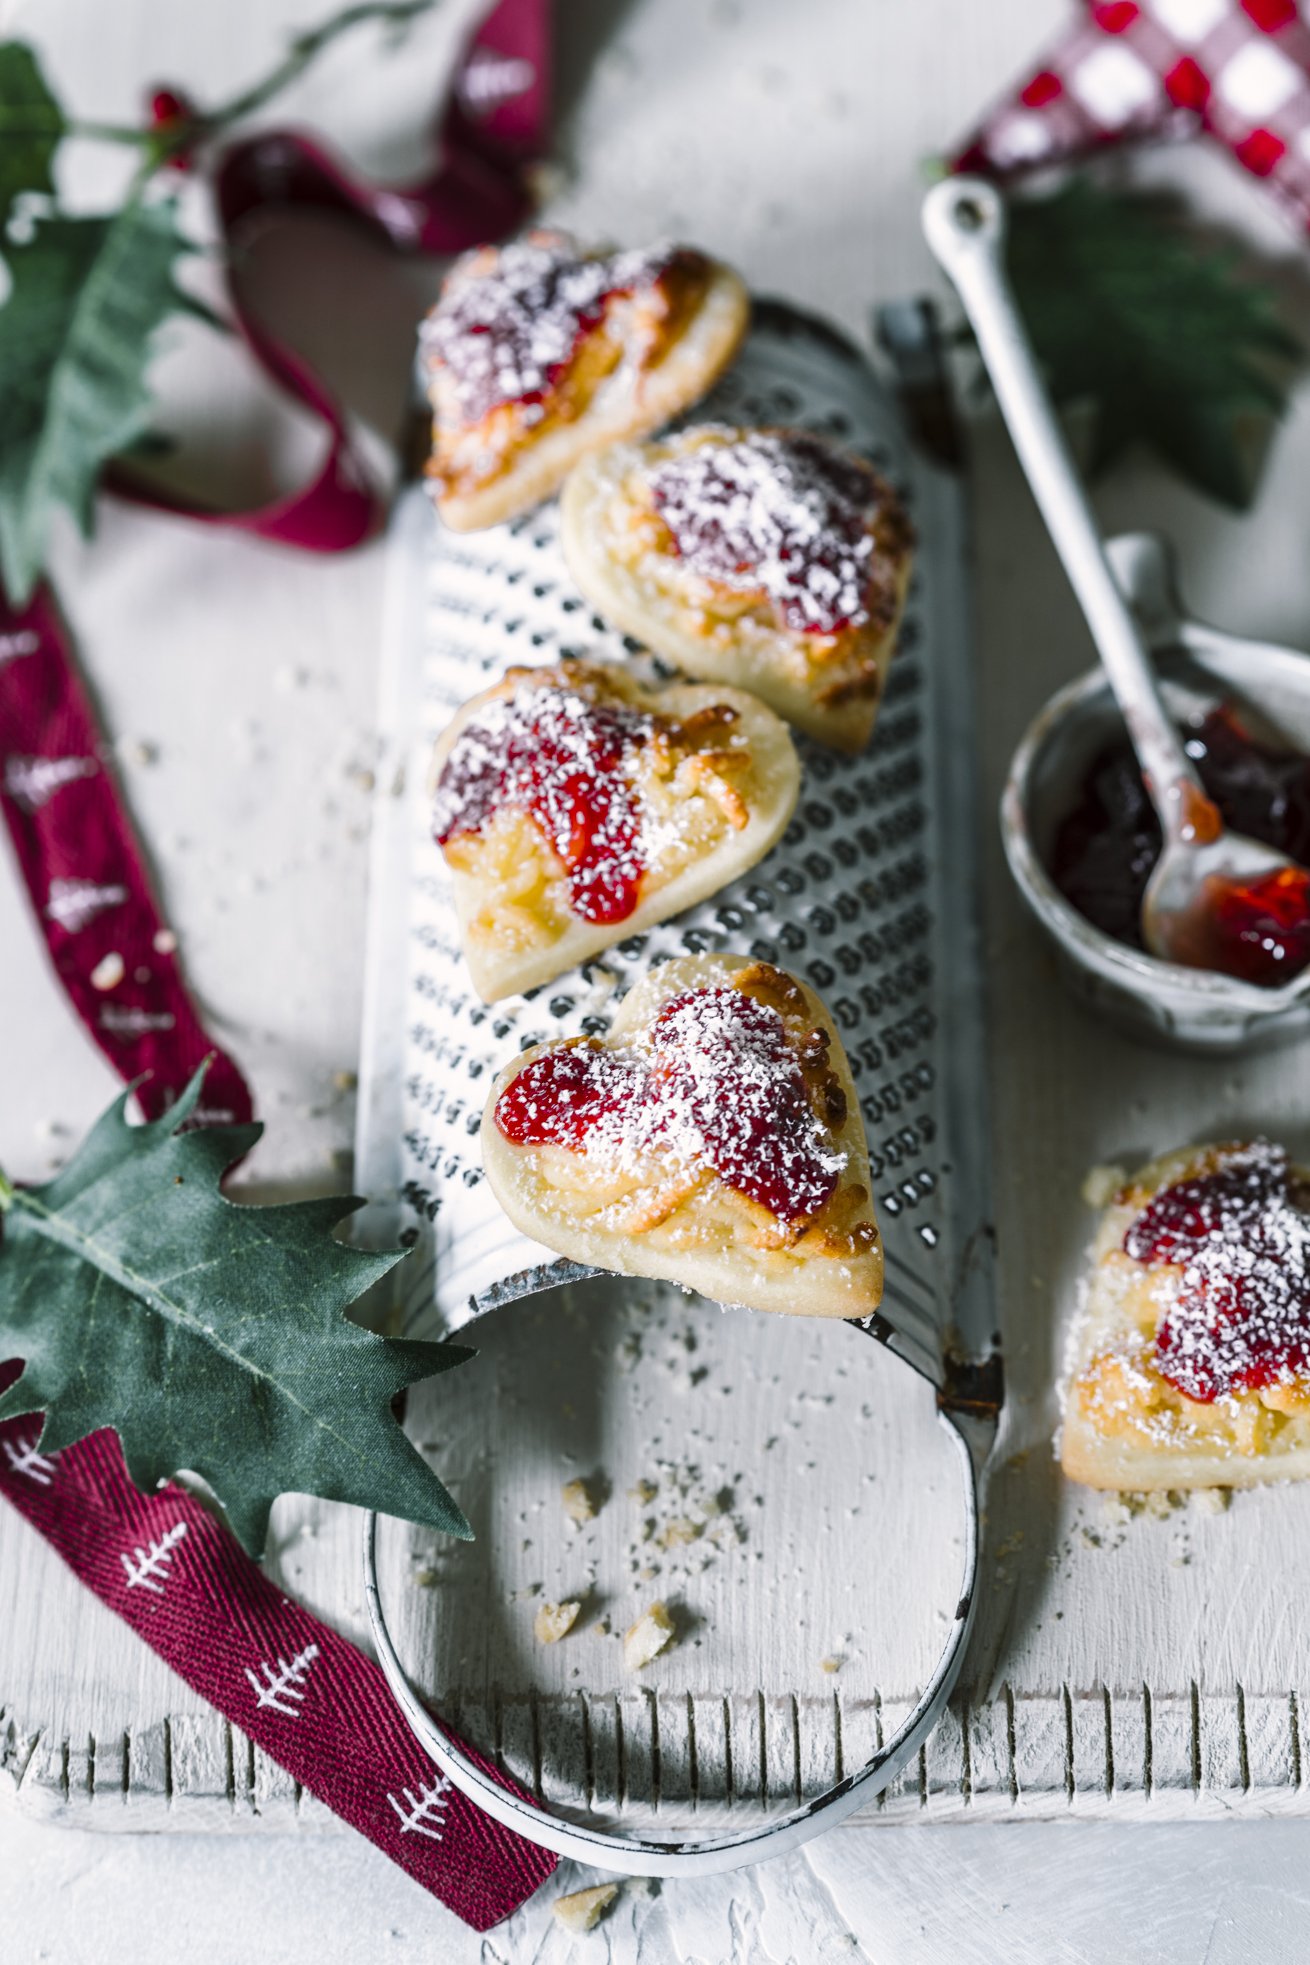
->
<box><xmin>1005</xmin><ymin>179</ymin><xmax>1304</xmax><ymax>511</ymax></box>
<box><xmin>0</xmin><ymin>1066</ymin><xmax>474</xmax><ymax>1557</ymax></box>
<box><xmin>0</xmin><ymin>43</ymin><xmax>64</xmax><ymax>233</ymax></box>
<box><xmin>0</xmin><ymin>198</ymin><xmax>199</xmax><ymax>604</ymax></box>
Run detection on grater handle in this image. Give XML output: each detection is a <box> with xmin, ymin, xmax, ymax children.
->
<box><xmin>363</xmin><ymin>1399</ymin><xmax>990</xmax><ymax>1877</ymax></box>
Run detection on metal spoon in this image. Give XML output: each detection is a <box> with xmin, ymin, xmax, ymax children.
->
<box><xmin>922</xmin><ymin>174</ymin><xmax>1310</xmax><ymax>980</ymax></box>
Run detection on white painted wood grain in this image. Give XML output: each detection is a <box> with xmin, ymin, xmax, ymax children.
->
<box><xmin>12</xmin><ymin>1809</ymin><xmax>1310</xmax><ymax>1965</ymax></box>
<box><xmin>10</xmin><ymin>0</ymin><xmax>1310</xmax><ymax>1855</ymax></box>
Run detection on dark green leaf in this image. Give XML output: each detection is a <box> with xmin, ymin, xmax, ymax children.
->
<box><xmin>119</xmin><ymin>428</ymin><xmax>179</xmax><ymax>460</ymax></box>
<box><xmin>0</xmin><ymin>198</ymin><xmax>201</xmax><ymax>604</ymax></box>
<box><xmin>1005</xmin><ymin>179</ymin><xmax>1304</xmax><ymax>510</ymax></box>
<box><xmin>0</xmin><ymin>43</ymin><xmax>64</xmax><ymax>234</ymax></box>
<box><xmin>0</xmin><ymin>1066</ymin><xmax>474</xmax><ymax>1556</ymax></box>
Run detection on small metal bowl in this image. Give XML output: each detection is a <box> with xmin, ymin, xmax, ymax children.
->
<box><xmin>1002</xmin><ymin>533</ymin><xmax>1310</xmax><ymax>1054</ymax></box>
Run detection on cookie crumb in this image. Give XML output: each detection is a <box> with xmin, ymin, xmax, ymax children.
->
<box><xmin>1082</xmin><ymin>1163</ymin><xmax>1128</xmax><ymax>1209</ymax></box>
<box><xmin>534</xmin><ymin>1599</ymin><xmax>582</xmax><ymax>1645</ymax></box>
<box><xmin>90</xmin><ymin>952</ymin><xmax>124</xmax><ymax>991</ymax></box>
<box><xmin>553</xmin><ymin>1883</ymin><xmax>619</xmax><ymax>1934</ymax></box>
<box><xmin>820</xmin><ymin>1655</ymin><xmax>843</xmax><ymax>1674</ymax></box>
<box><xmin>657</xmin><ymin>1517</ymin><xmax>702</xmax><ymax>1550</ymax></box>
<box><xmin>624</xmin><ymin>1601</ymin><xmax>675</xmax><ymax>1671</ymax></box>
<box><xmin>1115</xmin><ymin>1489</ymin><xmax>1184</xmax><ymax>1521</ymax></box>
<box><xmin>562</xmin><ymin>1478</ymin><xmax>598</xmax><ymax>1524</ymax></box>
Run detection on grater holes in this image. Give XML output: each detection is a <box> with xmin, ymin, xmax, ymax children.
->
<box><xmin>401</xmin><ymin>318</ymin><xmax>957</xmax><ymax>1334</ymax></box>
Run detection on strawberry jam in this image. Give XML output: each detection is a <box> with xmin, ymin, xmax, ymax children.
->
<box><xmin>1051</xmin><ymin>704</ymin><xmax>1310</xmax><ymax>984</ymax></box>
<box><xmin>423</xmin><ymin>234</ymin><xmax>695</xmax><ymax>428</ymax></box>
<box><xmin>494</xmin><ymin>983</ymin><xmax>843</xmax><ymax>1225</ymax></box>
<box><xmin>1124</xmin><ymin>1142</ymin><xmax>1310</xmax><ymax>1402</ymax></box>
<box><xmin>649</xmin><ymin>987</ymin><xmax>841</xmax><ymax>1220</ymax></box>
<box><xmin>648</xmin><ymin>432</ymin><xmax>883</xmax><ymax>636</ymax></box>
<box><xmin>1192</xmin><ymin>864</ymin><xmax>1310</xmax><ymax>987</ymax></box>
<box><xmin>433</xmin><ymin>681</ymin><xmax>650</xmax><ymax>924</ymax></box>
<box><xmin>493</xmin><ymin>1044</ymin><xmax>637</xmax><ymax>1149</ymax></box>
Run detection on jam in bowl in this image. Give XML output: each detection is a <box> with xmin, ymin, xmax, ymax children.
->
<box><xmin>1003</xmin><ymin>639</ymin><xmax>1310</xmax><ymax>1052</ymax></box>
<box><xmin>1051</xmin><ymin>702</ymin><xmax>1310</xmax><ymax>990</ymax></box>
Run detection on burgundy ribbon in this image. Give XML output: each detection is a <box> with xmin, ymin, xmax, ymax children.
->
<box><xmin>0</xmin><ymin>0</ymin><xmax>557</xmax><ymax>1924</ymax></box>
<box><xmin>0</xmin><ymin>587</ymin><xmax>253</xmax><ymax>1125</ymax></box>
<box><xmin>113</xmin><ymin>0</ymin><xmax>547</xmax><ymax>547</ymax></box>
<box><xmin>0</xmin><ymin>1366</ymin><xmax>556</xmax><ymax>1928</ymax></box>
<box><xmin>1</xmin><ymin>0</ymin><xmax>550</xmax><ymax>1113</ymax></box>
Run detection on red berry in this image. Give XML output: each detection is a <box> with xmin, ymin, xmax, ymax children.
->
<box><xmin>149</xmin><ymin>87</ymin><xmax>192</xmax><ymax>127</ymax></box>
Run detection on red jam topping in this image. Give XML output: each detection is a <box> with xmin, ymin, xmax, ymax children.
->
<box><xmin>648</xmin><ymin>431</ymin><xmax>881</xmax><ymax>636</ymax></box>
<box><xmin>1124</xmin><ymin>1142</ymin><xmax>1310</xmax><ymax>1402</ymax></box>
<box><xmin>494</xmin><ymin>984</ymin><xmax>843</xmax><ymax>1225</ymax></box>
<box><xmin>493</xmin><ymin>1044</ymin><xmax>635</xmax><ymax>1149</ymax></box>
<box><xmin>1051</xmin><ymin>704</ymin><xmax>1310</xmax><ymax>985</ymax></box>
<box><xmin>422</xmin><ymin>234</ymin><xmax>687</xmax><ymax>428</ymax></box>
<box><xmin>433</xmin><ymin>682</ymin><xmax>651</xmax><ymax>924</ymax></box>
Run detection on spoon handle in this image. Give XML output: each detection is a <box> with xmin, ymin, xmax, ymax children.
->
<box><xmin>922</xmin><ymin>176</ymin><xmax>1201</xmax><ymax>819</ymax></box>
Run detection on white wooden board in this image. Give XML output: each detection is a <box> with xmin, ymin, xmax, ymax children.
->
<box><xmin>13</xmin><ymin>400</ymin><xmax>1310</xmax><ymax>1839</ymax></box>
<box><xmin>9</xmin><ymin>0</ymin><xmax>1310</xmax><ymax>1852</ymax></box>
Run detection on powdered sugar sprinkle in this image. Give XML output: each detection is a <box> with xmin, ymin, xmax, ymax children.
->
<box><xmin>1125</xmin><ymin>1139</ymin><xmax>1310</xmax><ymax>1403</ymax></box>
<box><xmin>648</xmin><ymin>431</ymin><xmax>882</xmax><ymax>636</ymax></box>
<box><xmin>496</xmin><ymin>983</ymin><xmax>846</xmax><ymax>1224</ymax></box>
<box><xmin>433</xmin><ymin>677</ymin><xmax>654</xmax><ymax>924</ymax></box>
<box><xmin>422</xmin><ymin>234</ymin><xmax>681</xmax><ymax>428</ymax></box>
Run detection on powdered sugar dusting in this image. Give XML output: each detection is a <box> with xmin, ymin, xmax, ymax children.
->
<box><xmin>422</xmin><ymin>234</ymin><xmax>683</xmax><ymax>428</ymax></box>
<box><xmin>433</xmin><ymin>676</ymin><xmax>654</xmax><ymax>924</ymax></box>
<box><xmin>496</xmin><ymin>982</ymin><xmax>846</xmax><ymax>1224</ymax></box>
<box><xmin>648</xmin><ymin>431</ymin><xmax>881</xmax><ymax>635</ymax></box>
<box><xmin>1125</xmin><ymin>1140</ymin><xmax>1310</xmax><ymax>1403</ymax></box>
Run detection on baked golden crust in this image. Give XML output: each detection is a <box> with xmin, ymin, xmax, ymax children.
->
<box><xmin>421</xmin><ymin>233</ymin><xmax>749</xmax><ymax>531</ymax></box>
<box><xmin>431</xmin><ymin>661</ymin><xmax>800</xmax><ymax>1002</ymax></box>
<box><xmin>1061</xmin><ymin>1142</ymin><xmax>1310</xmax><ymax>1491</ymax></box>
<box><xmin>480</xmin><ymin>952</ymin><xmax>883</xmax><ymax>1318</ymax></box>
<box><xmin>559</xmin><ymin>425</ymin><xmax>914</xmax><ymax>753</ymax></box>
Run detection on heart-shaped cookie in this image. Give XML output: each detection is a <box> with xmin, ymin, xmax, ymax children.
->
<box><xmin>1062</xmin><ymin>1139</ymin><xmax>1310</xmax><ymax>1491</ymax></box>
<box><xmin>481</xmin><ymin>951</ymin><xmax>883</xmax><ymax>1318</ymax></box>
<box><xmin>431</xmin><ymin>660</ymin><xmax>800</xmax><ymax>1002</ymax></box>
<box><xmin>421</xmin><ymin>231</ymin><xmax>750</xmax><ymax>531</ymax></box>
<box><xmin>560</xmin><ymin>424</ymin><xmax>914</xmax><ymax>753</ymax></box>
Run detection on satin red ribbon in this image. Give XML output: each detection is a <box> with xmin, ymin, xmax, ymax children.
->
<box><xmin>2</xmin><ymin>0</ymin><xmax>550</xmax><ymax>1116</ymax></box>
<box><xmin>1</xmin><ymin>0</ymin><xmax>557</xmax><ymax>1924</ymax></box>
<box><xmin>116</xmin><ymin>0</ymin><xmax>548</xmax><ymax>550</ymax></box>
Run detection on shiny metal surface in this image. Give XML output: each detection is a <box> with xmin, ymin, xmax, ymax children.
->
<box><xmin>357</xmin><ymin>300</ymin><xmax>1001</xmax><ymax>1869</ymax></box>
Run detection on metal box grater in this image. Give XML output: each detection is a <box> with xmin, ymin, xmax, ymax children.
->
<box><xmin>355</xmin><ymin>302</ymin><xmax>999</xmax><ymax>1864</ymax></box>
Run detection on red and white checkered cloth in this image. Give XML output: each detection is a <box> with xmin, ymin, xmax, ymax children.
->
<box><xmin>955</xmin><ymin>1</ymin><xmax>1310</xmax><ymax>232</ymax></box>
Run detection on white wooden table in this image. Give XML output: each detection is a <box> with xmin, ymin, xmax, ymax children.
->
<box><xmin>8</xmin><ymin>0</ymin><xmax>1310</xmax><ymax>1955</ymax></box>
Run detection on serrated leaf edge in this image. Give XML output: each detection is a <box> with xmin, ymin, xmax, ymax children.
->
<box><xmin>0</xmin><ymin>1061</ymin><xmax>475</xmax><ymax>1555</ymax></box>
